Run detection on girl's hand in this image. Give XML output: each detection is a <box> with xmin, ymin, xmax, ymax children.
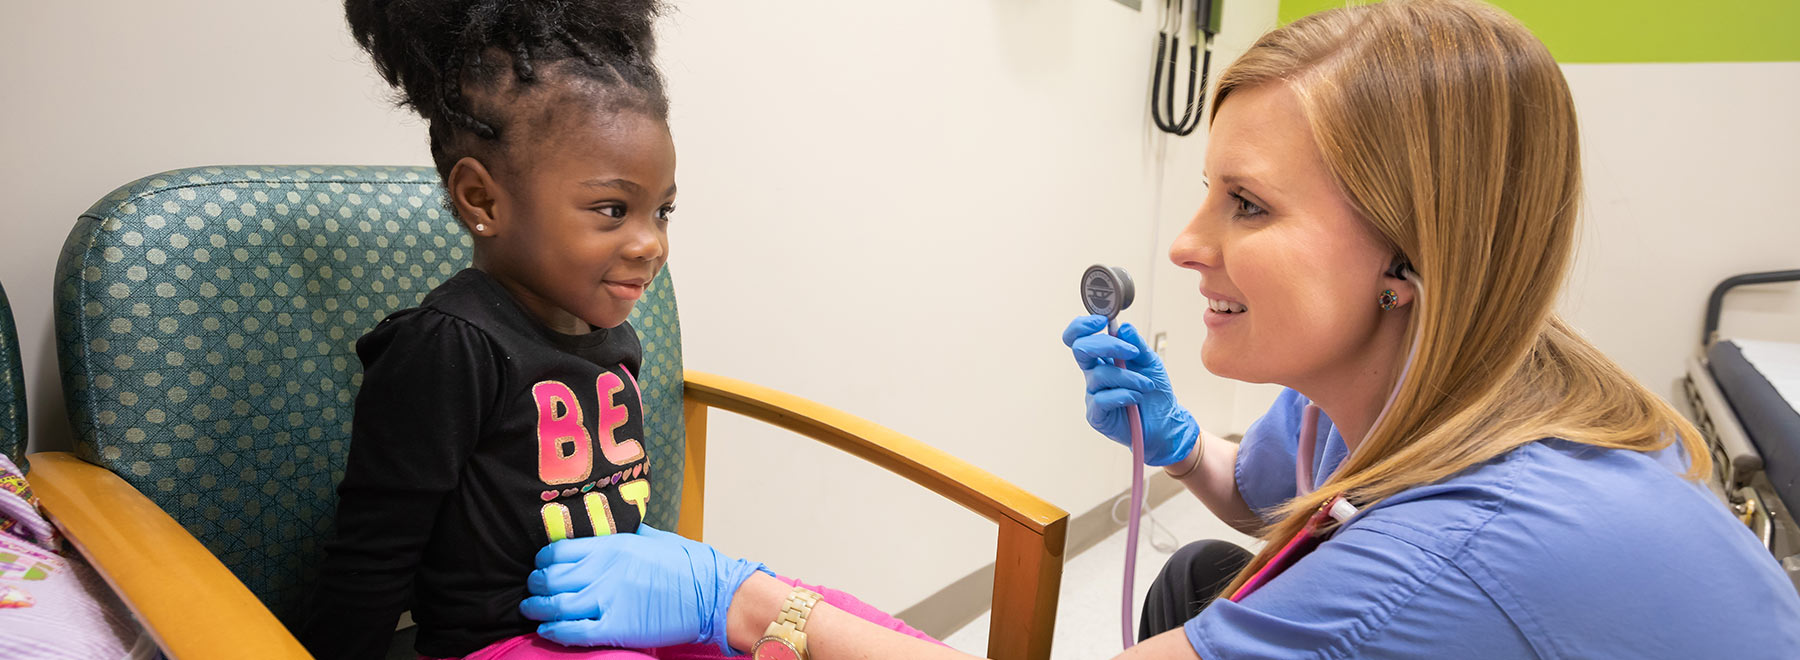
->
<box><xmin>521</xmin><ymin>525</ymin><xmax>770</xmax><ymax>654</ymax></box>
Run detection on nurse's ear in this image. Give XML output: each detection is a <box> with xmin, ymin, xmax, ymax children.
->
<box><xmin>1378</xmin><ymin>258</ymin><xmax>1417</xmax><ymax>311</ymax></box>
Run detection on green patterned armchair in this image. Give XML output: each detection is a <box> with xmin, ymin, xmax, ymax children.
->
<box><xmin>29</xmin><ymin>166</ymin><xmax>1067</xmax><ymax>660</ymax></box>
<box><xmin>1</xmin><ymin>280</ymin><xmax>26</xmax><ymax>463</ymax></box>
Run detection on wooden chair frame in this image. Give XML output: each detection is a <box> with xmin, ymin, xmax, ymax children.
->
<box><xmin>29</xmin><ymin>371</ymin><xmax>1067</xmax><ymax>660</ymax></box>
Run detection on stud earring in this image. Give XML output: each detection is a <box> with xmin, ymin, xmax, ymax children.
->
<box><xmin>474</xmin><ymin>223</ymin><xmax>486</xmax><ymax>232</ymax></box>
<box><xmin>1379</xmin><ymin>289</ymin><xmax>1399</xmax><ymax>310</ymax></box>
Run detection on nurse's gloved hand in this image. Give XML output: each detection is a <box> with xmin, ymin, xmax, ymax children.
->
<box><xmin>1062</xmin><ymin>315</ymin><xmax>1199</xmax><ymax>466</ymax></box>
<box><xmin>521</xmin><ymin>525</ymin><xmax>771</xmax><ymax>655</ymax></box>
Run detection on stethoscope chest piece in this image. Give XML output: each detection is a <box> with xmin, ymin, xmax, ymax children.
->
<box><xmin>1081</xmin><ymin>265</ymin><xmax>1136</xmax><ymax>320</ymax></box>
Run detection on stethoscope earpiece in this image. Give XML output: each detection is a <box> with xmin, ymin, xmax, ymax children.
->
<box><xmin>1385</xmin><ymin>258</ymin><xmax>1413</xmax><ymax>280</ymax></box>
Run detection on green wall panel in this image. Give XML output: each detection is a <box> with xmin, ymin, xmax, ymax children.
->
<box><xmin>1275</xmin><ymin>1</ymin><xmax>1800</xmax><ymax>63</ymax></box>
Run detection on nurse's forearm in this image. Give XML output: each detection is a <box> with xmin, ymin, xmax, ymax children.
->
<box><xmin>1167</xmin><ymin>431</ymin><xmax>1263</xmax><ymax>536</ymax></box>
<box><xmin>726</xmin><ymin>571</ymin><xmax>1203</xmax><ymax>660</ymax></box>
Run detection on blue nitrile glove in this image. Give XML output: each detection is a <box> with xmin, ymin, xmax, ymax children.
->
<box><xmin>1061</xmin><ymin>314</ymin><xmax>1199</xmax><ymax>466</ymax></box>
<box><xmin>520</xmin><ymin>525</ymin><xmax>771</xmax><ymax>655</ymax></box>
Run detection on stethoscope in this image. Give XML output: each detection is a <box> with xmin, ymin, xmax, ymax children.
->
<box><xmin>1079</xmin><ymin>265</ymin><xmax>1148</xmax><ymax>649</ymax></box>
<box><xmin>1082</xmin><ymin>262</ymin><xmax>1421</xmax><ymax>645</ymax></box>
<box><xmin>1151</xmin><ymin>0</ymin><xmax>1220</xmax><ymax>136</ymax></box>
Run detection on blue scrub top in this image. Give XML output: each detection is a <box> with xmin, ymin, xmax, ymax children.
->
<box><xmin>1187</xmin><ymin>388</ymin><xmax>1800</xmax><ymax>659</ymax></box>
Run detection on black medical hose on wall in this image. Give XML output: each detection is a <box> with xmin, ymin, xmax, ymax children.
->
<box><xmin>1152</xmin><ymin>0</ymin><xmax>1221</xmax><ymax>136</ymax></box>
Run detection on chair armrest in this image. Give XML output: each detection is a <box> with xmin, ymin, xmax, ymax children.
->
<box><xmin>681</xmin><ymin>370</ymin><xmax>1067</xmax><ymax>660</ymax></box>
<box><xmin>25</xmin><ymin>451</ymin><xmax>311</xmax><ymax>659</ymax></box>
<box><xmin>682</xmin><ymin>371</ymin><xmax>1066</xmax><ymax>533</ymax></box>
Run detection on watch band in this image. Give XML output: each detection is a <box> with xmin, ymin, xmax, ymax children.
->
<box><xmin>753</xmin><ymin>586</ymin><xmax>823</xmax><ymax>660</ymax></box>
<box><xmin>772</xmin><ymin>585</ymin><xmax>822</xmax><ymax>633</ymax></box>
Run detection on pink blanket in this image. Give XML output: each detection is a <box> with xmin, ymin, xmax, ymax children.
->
<box><xmin>441</xmin><ymin>576</ymin><xmax>943</xmax><ymax>659</ymax></box>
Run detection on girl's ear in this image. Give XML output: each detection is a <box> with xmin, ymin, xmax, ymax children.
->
<box><xmin>448</xmin><ymin>157</ymin><xmax>502</xmax><ymax>236</ymax></box>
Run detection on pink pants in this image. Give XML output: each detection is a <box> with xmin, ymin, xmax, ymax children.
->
<box><xmin>440</xmin><ymin>576</ymin><xmax>942</xmax><ymax>659</ymax></box>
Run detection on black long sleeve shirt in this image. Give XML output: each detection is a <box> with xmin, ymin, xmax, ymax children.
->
<box><xmin>297</xmin><ymin>269</ymin><xmax>651</xmax><ymax>659</ymax></box>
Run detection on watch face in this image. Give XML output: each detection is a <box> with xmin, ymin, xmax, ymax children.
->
<box><xmin>753</xmin><ymin>639</ymin><xmax>801</xmax><ymax>660</ymax></box>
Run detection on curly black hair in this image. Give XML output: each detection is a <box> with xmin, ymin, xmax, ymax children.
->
<box><xmin>345</xmin><ymin>0</ymin><xmax>669</xmax><ymax>179</ymax></box>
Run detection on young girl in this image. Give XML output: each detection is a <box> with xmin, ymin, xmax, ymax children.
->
<box><xmin>297</xmin><ymin>2</ymin><xmax>935</xmax><ymax>659</ymax></box>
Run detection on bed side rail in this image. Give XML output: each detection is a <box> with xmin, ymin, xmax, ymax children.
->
<box><xmin>1704</xmin><ymin>269</ymin><xmax>1800</xmax><ymax>346</ymax></box>
<box><xmin>1686</xmin><ymin>356</ymin><xmax>1764</xmax><ymax>491</ymax></box>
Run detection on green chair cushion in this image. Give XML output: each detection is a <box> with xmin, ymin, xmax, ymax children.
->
<box><xmin>55</xmin><ymin>165</ymin><xmax>684</xmax><ymax>621</ymax></box>
<box><xmin>0</xmin><ymin>281</ymin><xmax>25</xmax><ymax>462</ymax></box>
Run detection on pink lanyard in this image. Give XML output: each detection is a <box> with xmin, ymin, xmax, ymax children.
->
<box><xmin>1229</xmin><ymin>404</ymin><xmax>1350</xmax><ymax>602</ymax></box>
<box><xmin>1226</xmin><ymin>493</ymin><xmax>1346</xmax><ymax>602</ymax></box>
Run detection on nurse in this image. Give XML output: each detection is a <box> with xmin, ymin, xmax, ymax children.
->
<box><xmin>520</xmin><ymin>1</ymin><xmax>1800</xmax><ymax>658</ymax></box>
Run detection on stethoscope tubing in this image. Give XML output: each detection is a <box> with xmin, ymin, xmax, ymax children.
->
<box><xmin>1114</xmin><ymin>319</ymin><xmax>1148</xmax><ymax>649</ymax></box>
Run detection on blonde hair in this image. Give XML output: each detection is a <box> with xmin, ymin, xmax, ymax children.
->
<box><xmin>1212</xmin><ymin>0</ymin><xmax>1708</xmax><ymax>597</ymax></box>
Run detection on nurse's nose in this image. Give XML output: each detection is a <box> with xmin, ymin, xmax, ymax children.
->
<box><xmin>1169</xmin><ymin>207</ymin><xmax>1221</xmax><ymax>272</ymax></box>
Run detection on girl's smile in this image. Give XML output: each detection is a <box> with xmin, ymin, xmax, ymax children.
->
<box><xmin>602</xmin><ymin>277</ymin><xmax>650</xmax><ymax>302</ymax></box>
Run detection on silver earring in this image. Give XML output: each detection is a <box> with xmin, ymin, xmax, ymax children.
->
<box><xmin>475</xmin><ymin>223</ymin><xmax>486</xmax><ymax>232</ymax></box>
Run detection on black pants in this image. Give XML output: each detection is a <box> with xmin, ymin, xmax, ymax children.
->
<box><xmin>1139</xmin><ymin>540</ymin><xmax>1254</xmax><ymax>642</ymax></box>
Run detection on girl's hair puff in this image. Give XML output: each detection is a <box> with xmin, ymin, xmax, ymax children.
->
<box><xmin>345</xmin><ymin>0</ymin><xmax>670</xmax><ymax>179</ymax></box>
